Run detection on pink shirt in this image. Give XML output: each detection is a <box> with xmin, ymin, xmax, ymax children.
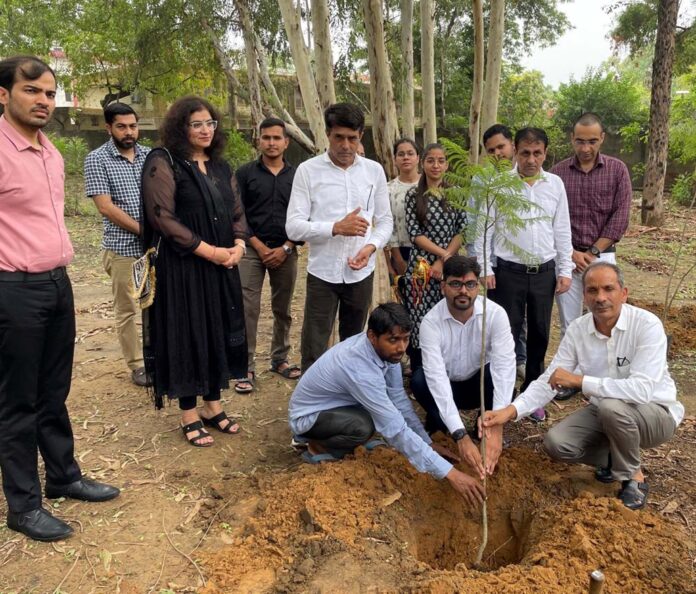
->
<box><xmin>0</xmin><ymin>115</ymin><xmax>73</xmax><ymax>272</ymax></box>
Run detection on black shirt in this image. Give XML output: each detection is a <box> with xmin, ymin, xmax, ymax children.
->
<box><xmin>235</xmin><ymin>157</ymin><xmax>296</xmax><ymax>247</ymax></box>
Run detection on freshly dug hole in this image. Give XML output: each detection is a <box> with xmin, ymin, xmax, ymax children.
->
<box><xmin>201</xmin><ymin>446</ymin><xmax>693</xmax><ymax>593</ymax></box>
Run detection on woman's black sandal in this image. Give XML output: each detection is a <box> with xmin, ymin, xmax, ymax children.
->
<box><xmin>181</xmin><ymin>420</ymin><xmax>213</xmax><ymax>447</ymax></box>
<box><xmin>201</xmin><ymin>411</ymin><xmax>240</xmax><ymax>435</ymax></box>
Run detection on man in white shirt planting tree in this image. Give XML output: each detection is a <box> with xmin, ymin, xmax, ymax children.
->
<box><xmin>411</xmin><ymin>256</ymin><xmax>517</xmax><ymax>479</ymax></box>
<box><xmin>286</xmin><ymin>103</ymin><xmax>392</xmax><ymax>371</ymax></box>
<box><xmin>483</xmin><ymin>262</ymin><xmax>683</xmax><ymax>510</ymax></box>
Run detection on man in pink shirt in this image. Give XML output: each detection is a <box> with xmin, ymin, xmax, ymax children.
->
<box><xmin>0</xmin><ymin>56</ymin><xmax>119</xmax><ymax>542</ymax></box>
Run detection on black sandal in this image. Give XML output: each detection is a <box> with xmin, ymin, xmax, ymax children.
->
<box><xmin>181</xmin><ymin>420</ymin><xmax>213</xmax><ymax>447</ymax></box>
<box><xmin>234</xmin><ymin>371</ymin><xmax>255</xmax><ymax>394</ymax></box>
<box><xmin>201</xmin><ymin>411</ymin><xmax>240</xmax><ymax>435</ymax></box>
<box><xmin>269</xmin><ymin>361</ymin><xmax>302</xmax><ymax>380</ymax></box>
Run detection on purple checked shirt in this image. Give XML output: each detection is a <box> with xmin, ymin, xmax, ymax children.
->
<box><xmin>551</xmin><ymin>154</ymin><xmax>632</xmax><ymax>249</ymax></box>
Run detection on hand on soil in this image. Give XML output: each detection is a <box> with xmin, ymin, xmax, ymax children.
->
<box><xmin>457</xmin><ymin>435</ymin><xmax>485</xmax><ymax>480</ymax></box>
<box><xmin>446</xmin><ymin>467</ymin><xmax>486</xmax><ymax>507</ymax></box>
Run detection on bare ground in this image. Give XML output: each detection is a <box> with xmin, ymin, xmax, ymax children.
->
<box><xmin>0</xmin><ymin>198</ymin><xmax>694</xmax><ymax>594</ymax></box>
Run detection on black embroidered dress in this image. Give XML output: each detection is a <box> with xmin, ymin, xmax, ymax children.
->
<box><xmin>141</xmin><ymin>149</ymin><xmax>249</xmax><ymax>407</ymax></box>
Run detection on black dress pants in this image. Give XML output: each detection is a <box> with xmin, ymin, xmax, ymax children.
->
<box><xmin>300</xmin><ymin>272</ymin><xmax>374</xmax><ymax>371</ymax></box>
<box><xmin>300</xmin><ymin>405</ymin><xmax>375</xmax><ymax>457</ymax></box>
<box><xmin>411</xmin><ymin>364</ymin><xmax>494</xmax><ymax>435</ymax></box>
<box><xmin>490</xmin><ymin>261</ymin><xmax>556</xmax><ymax>391</ymax></box>
<box><xmin>0</xmin><ymin>270</ymin><xmax>81</xmax><ymax>512</ymax></box>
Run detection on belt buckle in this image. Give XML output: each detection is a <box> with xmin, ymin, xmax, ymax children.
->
<box><xmin>526</xmin><ymin>264</ymin><xmax>539</xmax><ymax>274</ymax></box>
<box><xmin>49</xmin><ymin>268</ymin><xmax>62</xmax><ymax>280</ymax></box>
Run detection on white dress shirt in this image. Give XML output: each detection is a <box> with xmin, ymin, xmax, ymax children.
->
<box><xmin>285</xmin><ymin>152</ymin><xmax>392</xmax><ymax>284</ymax></box>
<box><xmin>513</xmin><ymin>304</ymin><xmax>684</xmax><ymax>426</ymax></box>
<box><xmin>474</xmin><ymin>167</ymin><xmax>573</xmax><ymax>278</ymax></box>
<box><xmin>419</xmin><ymin>296</ymin><xmax>517</xmax><ymax>434</ymax></box>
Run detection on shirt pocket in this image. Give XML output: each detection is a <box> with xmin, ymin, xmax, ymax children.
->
<box><xmin>351</xmin><ymin>182</ymin><xmax>376</xmax><ymax>214</ymax></box>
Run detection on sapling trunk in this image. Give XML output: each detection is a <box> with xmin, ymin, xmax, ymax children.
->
<box><xmin>474</xmin><ymin>226</ymin><xmax>490</xmax><ymax>567</ymax></box>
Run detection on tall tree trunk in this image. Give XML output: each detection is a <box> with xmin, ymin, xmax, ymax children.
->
<box><xmin>252</xmin><ymin>28</ymin><xmax>317</xmax><ymax>153</ymax></box>
<box><xmin>362</xmin><ymin>0</ymin><xmax>400</xmax><ymax>175</ymax></box>
<box><xmin>469</xmin><ymin>0</ymin><xmax>484</xmax><ymax>163</ymax></box>
<box><xmin>642</xmin><ymin>0</ymin><xmax>678</xmax><ymax>226</ymax></box>
<box><xmin>420</xmin><ymin>0</ymin><xmax>436</xmax><ymax>145</ymax></box>
<box><xmin>400</xmin><ymin>0</ymin><xmax>415</xmax><ymax>139</ymax></box>
<box><xmin>480</xmin><ymin>0</ymin><xmax>505</xmax><ymax>135</ymax></box>
<box><xmin>234</xmin><ymin>0</ymin><xmax>264</xmax><ymax>136</ymax></box>
<box><xmin>311</xmin><ymin>0</ymin><xmax>336</xmax><ymax>109</ymax></box>
<box><xmin>278</xmin><ymin>0</ymin><xmax>329</xmax><ymax>153</ymax></box>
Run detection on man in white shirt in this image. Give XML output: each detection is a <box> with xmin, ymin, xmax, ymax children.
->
<box><xmin>286</xmin><ymin>103</ymin><xmax>392</xmax><ymax>370</ymax></box>
<box><xmin>475</xmin><ymin>127</ymin><xmax>573</xmax><ymax>419</ymax></box>
<box><xmin>483</xmin><ymin>262</ymin><xmax>683</xmax><ymax>510</ymax></box>
<box><xmin>411</xmin><ymin>256</ymin><xmax>516</xmax><ymax>477</ymax></box>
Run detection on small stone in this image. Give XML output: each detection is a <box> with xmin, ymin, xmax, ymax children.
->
<box><xmin>651</xmin><ymin>579</ymin><xmax>664</xmax><ymax>589</ymax></box>
<box><xmin>297</xmin><ymin>558</ymin><xmax>315</xmax><ymax>576</ymax></box>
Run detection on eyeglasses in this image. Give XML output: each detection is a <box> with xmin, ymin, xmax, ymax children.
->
<box><xmin>189</xmin><ymin>119</ymin><xmax>218</xmax><ymax>131</ymax></box>
<box><xmin>446</xmin><ymin>280</ymin><xmax>478</xmax><ymax>290</ymax></box>
<box><xmin>572</xmin><ymin>139</ymin><xmax>600</xmax><ymax>147</ymax></box>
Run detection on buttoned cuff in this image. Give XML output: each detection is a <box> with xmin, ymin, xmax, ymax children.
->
<box><xmin>432</xmin><ymin>458</ymin><xmax>454</xmax><ymax>480</ymax></box>
<box><xmin>444</xmin><ymin>414</ymin><xmax>465</xmax><ymax>435</ymax></box>
<box><xmin>316</xmin><ymin>221</ymin><xmax>336</xmax><ymax>239</ymax></box>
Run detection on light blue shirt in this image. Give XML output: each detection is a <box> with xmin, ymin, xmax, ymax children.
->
<box><xmin>288</xmin><ymin>333</ymin><xmax>453</xmax><ymax>479</ymax></box>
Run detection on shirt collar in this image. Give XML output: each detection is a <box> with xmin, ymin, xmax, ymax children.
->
<box><xmin>588</xmin><ymin>304</ymin><xmax>627</xmax><ymax>338</ymax></box>
<box><xmin>256</xmin><ymin>155</ymin><xmax>291</xmax><ymax>174</ymax></box>
<box><xmin>0</xmin><ymin>115</ymin><xmax>50</xmax><ymax>152</ymax></box>
<box><xmin>570</xmin><ymin>153</ymin><xmax>605</xmax><ymax>172</ymax></box>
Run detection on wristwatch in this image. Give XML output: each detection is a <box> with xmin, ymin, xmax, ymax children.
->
<box><xmin>589</xmin><ymin>245</ymin><xmax>601</xmax><ymax>257</ymax></box>
<box><xmin>451</xmin><ymin>428</ymin><xmax>467</xmax><ymax>442</ymax></box>
<box><xmin>282</xmin><ymin>244</ymin><xmax>293</xmax><ymax>255</ymax></box>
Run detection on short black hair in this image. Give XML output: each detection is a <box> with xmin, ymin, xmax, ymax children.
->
<box><xmin>393</xmin><ymin>137</ymin><xmax>420</xmax><ymax>156</ymax></box>
<box><xmin>573</xmin><ymin>112</ymin><xmax>604</xmax><ymax>133</ymax></box>
<box><xmin>443</xmin><ymin>255</ymin><xmax>481</xmax><ymax>280</ymax></box>
<box><xmin>482</xmin><ymin>124</ymin><xmax>512</xmax><ymax>145</ymax></box>
<box><xmin>582</xmin><ymin>261</ymin><xmax>625</xmax><ymax>288</ymax></box>
<box><xmin>259</xmin><ymin>116</ymin><xmax>287</xmax><ymax>136</ymax></box>
<box><xmin>104</xmin><ymin>102</ymin><xmax>138</xmax><ymax>124</ymax></box>
<box><xmin>514</xmin><ymin>127</ymin><xmax>549</xmax><ymax>149</ymax></box>
<box><xmin>0</xmin><ymin>55</ymin><xmax>55</xmax><ymax>92</ymax></box>
<box><xmin>324</xmin><ymin>102</ymin><xmax>364</xmax><ymax>133</ymax></box>
<box><xmin>368</xmin><ymin>303</ymin><xmax>412</xmax><ymax>336</ymax></box>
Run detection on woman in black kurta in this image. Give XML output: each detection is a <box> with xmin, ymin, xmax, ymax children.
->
<box><xmin>141</xmin><ymin>96</ymin><xmax>249</xmax><ymax>447</ymax></box>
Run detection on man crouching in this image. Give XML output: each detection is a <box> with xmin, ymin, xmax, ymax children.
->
<box><xmin>483</xmin><ymin>262</ymin><xmax>683</xmax><ymax>509</ymax></box>
<box><xmin>288</xmin><ymin>303</ymin><xmax>485</xmax><ymax>507</ymax></box>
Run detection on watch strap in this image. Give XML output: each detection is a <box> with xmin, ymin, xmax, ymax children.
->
<box><xmin>451</xmin><ymin>428</ymin><xmax>467</xmax><ymax>442</ymax></box>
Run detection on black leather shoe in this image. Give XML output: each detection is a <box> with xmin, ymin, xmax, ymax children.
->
<box><xmin>7</xmin><ymin>508</ymin><xmax>73</xmax><ymax>542</ymax></box>
<box><xmin>45</xmin><ymin>477</ymin><xmax>120</xmax><ymax>502</ymax></box>
<box><xmin>619</xmin><ymin>480</ymin><xmax>649</xmax><ymax>510</ymax></box>
<box><xmin>595</xmin><ymin>453</ymin><xmax>614</xmax><ymax>483</ymax></box>
<box><xmin>131</xmin><ymin>367</ymin><xmax>153</xmax><ymax>387</ymax></box>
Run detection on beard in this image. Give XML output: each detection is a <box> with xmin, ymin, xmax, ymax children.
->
<box><xmin>113</xmin><ymin>136</ymin><xmax>136</xmax><ymax>150</ymax></box>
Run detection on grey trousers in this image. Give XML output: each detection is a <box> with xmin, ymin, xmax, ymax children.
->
<box><xmin>543</xmin><ymin>399</ymin><xmax>677</xmax><ymax>481</ymax></box>
<box><xmin>300</xmin><ymin>405</ymin><xmax>375</xmax><ymax>457</ymax></box>
<box><xmin>238</xmin><ymin>245</ymin><xmax>298</xmax><ymax>372</ymax></box>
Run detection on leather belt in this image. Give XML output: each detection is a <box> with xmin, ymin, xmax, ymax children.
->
<box><xmin>0</xmin><ymin>266</ymin><xmax>67</xmax><ymax>282</ymax></box>
<box><xmin>496</xmin><ymin>258</ymin><xmax>555</xmax><ymax>275</ymax></box>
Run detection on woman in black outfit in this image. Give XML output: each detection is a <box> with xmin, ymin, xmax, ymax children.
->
<box><xmin>141</xmin><ymin>96</ymin><xmax>248</xmax><ymax>447</ymax></box>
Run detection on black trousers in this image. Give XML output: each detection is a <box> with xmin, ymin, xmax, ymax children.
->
<box><xmin>0</xmin><ymin>271</ymin><xmax>81</xmax><ymax>512</ymax></box>
<box><xmin>300</xmin><ymin>272</ymin><xmax>374</xmax><ymax>371</ymax></box>
<box><xmin>411</xmin><ymin>364</ymin><xmax>494</xmax><ymax>435</ymax></box>
<box><xmin>300</xmin><ymin>405</ymin><xmax>375</xmax><ymax>457</ymax></box>
<box><xmin>490</xmin><ymin>262</ymin><xmax>556</xmax><ymax>391</ymax></box>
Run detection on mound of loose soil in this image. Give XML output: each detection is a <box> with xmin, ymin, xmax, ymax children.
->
<box><xmin>629</xmin><ymin>299</ymin><xmax>696</xmax><ymax>354</ymax></box>
<box><xmin>199</xmin><ymin>447</ymin><xmax>692</xmax><ymax>593</ymax></box>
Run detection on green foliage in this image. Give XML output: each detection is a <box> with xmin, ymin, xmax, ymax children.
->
<box><xmin>46</xmin><ymin>133</ymin><xmax>89</xmax><ymax>176</ymax></box>
<box><xmin>669</xmin><ymin>67</ymin><xmax>696</xmax><ymax>164</ymax></box>
<box><xmin>553</xmin><ymin>67</ymin><xmax>648</xmax><ymax>136</ymax></box>
<box><xmin>224</xmin><ymin>129</ymin><xmax>255</xmax><ymax>170</ymax></box>
<box><xmin>670</xmin><ymin>172</ymin><xmax>696</xmax><ymax>207</ymax></box>
<box><xmin>498</xmin><ymin>68</ymin><xmax>553</xmax><ymax>129</ymax></box>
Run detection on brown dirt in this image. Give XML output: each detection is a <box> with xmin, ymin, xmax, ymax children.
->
<box><xmin>200</xmin><ymin>446</ymin><xmax>693</xmax><ymax>594</ymax></box>
<box><xmin>0</xmin><ymin>201</ymin><xmax>695</xmax><ymax>593</ymax></box>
